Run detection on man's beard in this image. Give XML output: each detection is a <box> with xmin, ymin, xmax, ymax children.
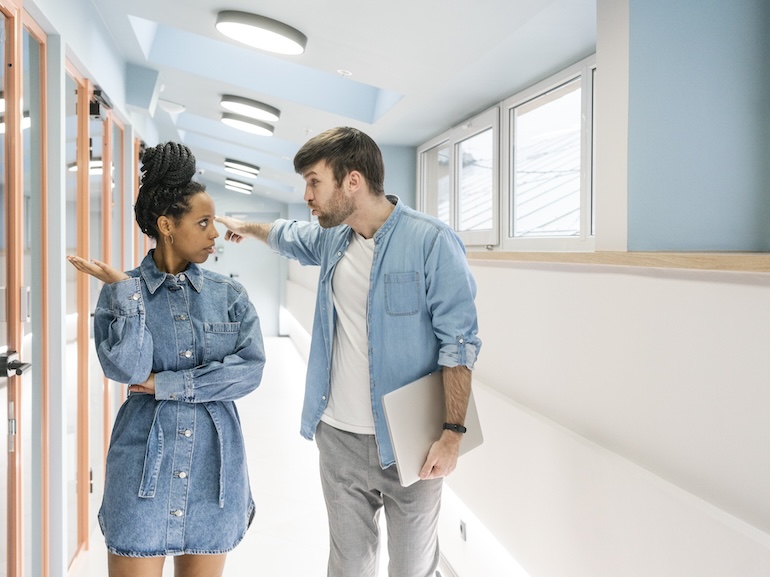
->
<box><xmin>315</xmin><ymin>187</ymin><xmax>355</xmax><ymax>228</ymax></box>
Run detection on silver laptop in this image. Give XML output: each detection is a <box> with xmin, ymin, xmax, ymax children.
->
<box><xmin>382</xmin><ymin>371</ymin><xmax>483</xmax><ymax>487</ymax></box>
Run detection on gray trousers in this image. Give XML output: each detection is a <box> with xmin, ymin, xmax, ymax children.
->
<box><xmin>315</xmin><ymin>421</ymin><xmax>443</xmax><ymax>577</ymax></box>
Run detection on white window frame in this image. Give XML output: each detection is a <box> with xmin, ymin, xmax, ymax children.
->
<box><xmin>501</xmin><ymin>54</ymin><xmax>596</xmax><ymax>251</ymax></box>
<box><xmin>417</xmin><ymin>107</ymin><xmax>500</xmax><ymax>247</ymax></box>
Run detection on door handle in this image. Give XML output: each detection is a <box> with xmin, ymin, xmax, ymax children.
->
<box><xmin>0</xmin><ymin>350</ymin><xmax>31</xmax><ymax>377</ymax></box>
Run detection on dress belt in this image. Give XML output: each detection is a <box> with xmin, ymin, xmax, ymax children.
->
<box><xmin>137</xmin><ymin>399</ymin><xmax>226</xmax><ymax>508</ymax></box>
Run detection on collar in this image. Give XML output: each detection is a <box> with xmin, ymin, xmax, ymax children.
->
<box><xmin>140</xmin><ymin>250</ymin><xmax>204</xmax><ymax>294</ymax></box>
<box><xmin>373</xmin><ymin>195</ymin><xmax>402</xmax><ymax>241</ymax></box>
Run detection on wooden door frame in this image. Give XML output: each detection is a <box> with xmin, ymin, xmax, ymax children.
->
<box><xmin>133</xmin><ymin>137</ymin><xmax>142</xmax><ymax>267</ymax></box>
<box><xmin>63</xmin><ymin>60</ymin><xmax>93</xmax><ymax>570</ymax></box>
<box><xmin>76</xmin><ymin>74</ymin><xmax>93</xmax><ymax>562</ymax></box>
<box><xmin>1</xmin><ymin>1</ymin><xmax>24</xmax><ymax>576</ymax></box>
<box><xmin>101</xmin><ymin>116</ymin><xmax>112</xmax><ymax>468</ymax></box>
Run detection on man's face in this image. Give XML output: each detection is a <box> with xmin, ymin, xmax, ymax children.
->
<box><xmin>302</xmin><ymin>161</ymin><xmax>355</xmax><ymax>228</ymax></box>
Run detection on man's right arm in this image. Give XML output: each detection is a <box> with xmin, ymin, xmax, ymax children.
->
<box><xmin>223</xmin><ymin>217</ymin><xmax>326</xmax><ymax>267</ymax></box>
<box><xmin>215</xmin><ymin>215</ymin><xmax>273</xmax><ymax>244</ymax></box>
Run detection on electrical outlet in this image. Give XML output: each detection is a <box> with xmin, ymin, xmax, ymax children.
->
<box><xmin>459</xmin><ymin>519</ymin><xmax>467</xmax><ymax>541</ymax></box>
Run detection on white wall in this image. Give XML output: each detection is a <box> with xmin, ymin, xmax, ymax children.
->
<box><xmin>594</xmin><ymin>0</ymin><xmax>628</xmax><ymax>251</ymax></box>
<box><xmin>282</xmin><ymin>258</ymin><xmax>770</xmax><ymax>576</ymax></box>
<box><xmin>445</xmin><ymin>261</ymin><xmax>770</xmax><ymax>576</ymax></box>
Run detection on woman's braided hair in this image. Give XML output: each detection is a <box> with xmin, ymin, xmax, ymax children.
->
<box><xmin>134</xmin><ymin>142</ymin><xmax>205</xmax><ymax>239</ymax></box>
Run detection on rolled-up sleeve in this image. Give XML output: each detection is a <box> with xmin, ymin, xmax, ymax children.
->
<box><xmin>93</xmin><ymin>277</ymin><xmax>155</xmax><ymax>384</ymax></box>
<box><xmin>426</xmin><ymin>229</ymin><xmax>482</xmax><ymax>370</ymax></box>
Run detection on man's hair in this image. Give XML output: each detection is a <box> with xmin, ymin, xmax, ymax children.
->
<box><xmin>293</xmin><ymin>127</ymin><xmax>385</xmax><ymax>195</ymax></box>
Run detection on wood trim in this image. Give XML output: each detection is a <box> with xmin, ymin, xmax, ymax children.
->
<box><xmin>3</xmin><ymin>5</ymin><xmax>23</xmax><ymax>577</ymax></box>
<box><xmin>102</xmin><ymin>118</ymin><xmax>112</xmax><ymax>469</ymax></box>
<box><xmin>21</xmin><ymin>7</ymin><xmax>45</xmax><ymax>39</ymax></box>
<box><xmin>134</xmin><ymin>137</ymin><xmax>140</xmax><ymax>267</ymax></box>
<box><xmin>466</xmin><ymin>250</ymin><xmax>770</xmax><ymax>273</ymax></box>
<box><xmin>113</xmin><ymin>122</ymin><xmax>126</xmax><ymax>408</ymax></box>
<box><xmin>75</xmin><ymin>76</ymin><xmax>92</xmax><ymax>553</ymax></box>
<box><xmin>113</xmin><ymin>122</ymin><xmax>125</xmax><ymax>271</ymax></box>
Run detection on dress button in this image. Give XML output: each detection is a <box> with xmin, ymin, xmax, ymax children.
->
<box><xmin>183</xmin><ymin>429</ymin><xmax>192</xmax><ymax>437</ymax></box>
<box><xmin>179</xmin><ymin>274</ymin><xmax>186</xmax><ymax>281</ymax></box>
<box><xmin>179</xmin><ymin>314</ymin><xmax>187</xmax><ymax>321</ymax></box>
<box><xmin>129</xmin><ymin>293</ymin><xmax>140</xmax><ymax>301</ymax></box>
<box><xmin>171</xmin><ymin>509</ymin><xmax>184</xmax><ymax>517</ymax></box>
<box><xmin>181</xmin><ymin>350</ymin><xmax>192</xmax><ymax>358</ymax></box>
<box><xmin>178</xmin><ymin>471</ymin><xmax>187</xmax><ymax>479</ymax></box>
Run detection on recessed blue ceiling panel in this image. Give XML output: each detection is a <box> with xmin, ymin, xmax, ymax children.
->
<box><xmin>130</xmin><ymin>16</ymin><xmax>403</xmax><ymax>123</ymax></box>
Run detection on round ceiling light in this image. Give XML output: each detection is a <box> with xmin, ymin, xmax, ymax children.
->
<box><xmin>225</xmin><ymin>158</ymin><xmax>260</xmax><ymax>179</ymax></box>
<box><xmin>215</xmin><ymin>11</ymin><xmax>307</xmax><ymax>55</ymax></box>
<box><xmin>220</xmin><ymin>95</ymin><xmax>280</xmax><ymax>123</ymax></box>
<box><xmin>221</xmin><ymin>113</ymin><xmax>274</xmax><ymax>137</ymax></box>
<box><xmin>225</xmin><ymin>178</ymin><xmax>253</xmax><ymax>194</ymax></box>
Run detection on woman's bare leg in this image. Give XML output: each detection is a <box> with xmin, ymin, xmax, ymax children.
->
<box><xmin>174</xmin><ymin>554</ymin><xmax>227</xmax><ymax>577</ymax></box>
<box><xmin>107</xmin><ymin>553</ymin><xmax>165</xmax><ymax>577</ymax></box>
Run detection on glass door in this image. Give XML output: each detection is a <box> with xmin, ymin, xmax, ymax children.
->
<box><xmin>108</xmin><ymin>120</ymin><xmax>125</xmax><ymax>423</ymax></box>
<box><xmin>21</xmin><ymin>19</ymin><xmax>46</xmax><ymax>577</ymax></box>
<box><xmin>88</xmin><ymin>114</ymin><xmax>105</xmax><ymax>539</ymax></box>
<box><xmin>62</xmin><ymin>67</ymin><xmax>85</xmax><ymax>563</ymax></box>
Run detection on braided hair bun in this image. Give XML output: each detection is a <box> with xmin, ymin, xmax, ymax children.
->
<box><xmin>134</xmin><ymin>142</ymin><xmax>205</xmax><ymax>239</ymax></box>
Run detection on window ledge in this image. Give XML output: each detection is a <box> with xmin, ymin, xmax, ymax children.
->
<box><xmin>466</xmin><ymin>251</ymin><xmax>770</xmax><ymax>273</ymax></box>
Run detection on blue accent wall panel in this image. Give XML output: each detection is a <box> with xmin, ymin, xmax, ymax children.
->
<box><xmin>381</xmin><ymin>145</ymin><xmax>417</xmax><ymax>209</ymax></box>
<box><xmin>627</xmin><ymin>0</ymin><xmax>770</xmax><ymax>250</ymax></box>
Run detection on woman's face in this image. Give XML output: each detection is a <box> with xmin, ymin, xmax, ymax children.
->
<box><xmin>169</xmin><ymin>191</ymin><xmax>219</xmax><ymax>264</ymax></box>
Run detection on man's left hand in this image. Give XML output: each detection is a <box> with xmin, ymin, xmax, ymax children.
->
<box><xmin>418</xmin><ymin>430</ymin><xmax>463</xmax><ymax>480</ymax></box>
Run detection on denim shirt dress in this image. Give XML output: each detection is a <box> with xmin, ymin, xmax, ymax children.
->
<box><xmin>267</xmin><ymin>196</ymin><xmax>481</xmax><ymax>468</ymax></box>
<box><xmin>94</xmin><ymin>252</ymin><xmax>266</xmax><ymax>557</ymax></box>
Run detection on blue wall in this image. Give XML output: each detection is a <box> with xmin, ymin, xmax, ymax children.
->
<box><xmin>381</xmin><ymin>144</ymin><xmax>417</xmax><ymax>208</ymax></box>
<box><xmin>627</xmin><ymin>0</ymin><xmax>770</xmax><ymax>250</ymax></box>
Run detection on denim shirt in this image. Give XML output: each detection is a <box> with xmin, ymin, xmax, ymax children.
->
<box><xmin>95</xmin><ymin>252</ymin><xmax>265</xmax><ymax>401</ymax></box>
<box><xmin>93</xmin><ymin>252</ymin><xmax>265</xmax><ymax>555</ymax></box>
<box><xmin>268</xmin><ymin>196</ymin><xmax>481</xmax><ymax>468</ymax></box>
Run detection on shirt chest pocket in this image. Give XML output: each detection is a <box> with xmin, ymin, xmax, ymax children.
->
<box><xmin>384</xmin><ymin>272</ymin><xmax>421</xmax><ymax>316</ymax></box>
<box><xmin>203</xmin><ymin>322</ymin><xmax>241</xmax><ymax>363</ymax></box>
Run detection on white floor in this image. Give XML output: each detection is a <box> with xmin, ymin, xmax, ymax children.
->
<box><xmin>83</xmin><ymin>336</ymin><xmax>390</xmax><ymax>577</ymax></box>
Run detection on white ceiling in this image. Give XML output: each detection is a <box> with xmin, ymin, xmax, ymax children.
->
<box><xmin>90</xmin><ymin>0</ymin><xmax>596</xmax><ymax>204</ymax></box>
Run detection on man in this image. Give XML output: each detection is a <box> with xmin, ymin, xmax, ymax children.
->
<box><xmin>216</xmin><ymin>126</ymin><xmax>481</xmax><ymax>577</ymax></box>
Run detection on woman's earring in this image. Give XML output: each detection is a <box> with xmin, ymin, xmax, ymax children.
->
<box><xmin>165</xmin><ymin>234</ymin><xmax>174</xmax><ymax>245</ymax></box>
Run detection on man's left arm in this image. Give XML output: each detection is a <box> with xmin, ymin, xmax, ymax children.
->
<box><xmin>417</xmin><ymin>227</ymin><xmax>481</xmax><ymax>481</ymax></box>
<box><xmin>418</xmin><ymin>364</ymin><xmax>472</xmax><ymax>480</ymax></box>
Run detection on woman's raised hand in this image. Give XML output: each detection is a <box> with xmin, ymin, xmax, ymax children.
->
<box><xmin>67</xmin><ymin>256</ymin><xmax>130</xmax><ymax>284</ymax></box>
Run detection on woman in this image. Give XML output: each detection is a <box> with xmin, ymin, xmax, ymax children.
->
<box><xmin>68</xmin><ymin>142</ymin><xmax>265</xmax><ymax>577</ymax></box>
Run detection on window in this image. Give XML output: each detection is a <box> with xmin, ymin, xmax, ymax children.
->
<box><xmin>417</xmin><ymin>107</ymin><xmax>499</xmax><ymax>247</ymax></box>
<box><xmin>419</xmin><ymin>141</ymin><xmax>451</xmax><ymax>226</ymax></box>
<box><xmin>458</xmin><ymin>127</ymin><xmax>495</xmax><ymax>233</ymax></box>
<box><xmin>417</xmin><ymin>55</ymin><xmax>595</xmax><ymax>251</ymax></box>
<box><xmin>511</xmin><ymin>79</ymin><xmax>582</xmax><ymax>238</ymax></box>
<box><xmin>502</xmin><ymin>55</ymin><xmax>595</xmax><ymax>250</ymax></box>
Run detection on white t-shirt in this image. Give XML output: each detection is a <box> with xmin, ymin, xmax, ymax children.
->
<box><xmin>322</xmin><ymin>232</ymin><xmax>376</xmax><ymax>434</ymax></box>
